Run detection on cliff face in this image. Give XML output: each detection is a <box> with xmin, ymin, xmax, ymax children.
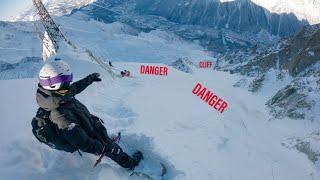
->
<box><xmin>15</xmin><ymin>0</ymin><xmax>317</xmax><ymax>53</ymax></box>
<box><xmin>288</xmin><ymin>28</ymin><xmax>320</xmax><ymax>76</ymax></box>
<box><xmin>135</xmin><ymin>0</ymin><xmax>307</xmax><ymax>37</ymax></box>
<box><xmin>14</xmin><ymin>0</ymin><xmax>312</xmax><ymax>52</ymax></box>
<box><xmin>216</xmin><ymin>24</ymin><xmax>320</xmax><ymax>121</ymax></box>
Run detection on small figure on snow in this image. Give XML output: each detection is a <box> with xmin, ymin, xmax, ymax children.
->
<box><xmin>120</xmin><ymin>70</ymin><xmax>130</xmax><ymax>77</ymax></box>
<box><xmin>32</xmin><ymin>59</ymin><xmax>142</xmax><ymax>169</ymax></box>
<box><xmin>109</xmin><ymin>61</ymin><xmax>113</xmax><ymax>67</ymax></box>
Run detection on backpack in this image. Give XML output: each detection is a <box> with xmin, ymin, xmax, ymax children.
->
<box><xmin>31</xmin><ymin>108</ymin><xmax>77</xmax><ymax>153</ymax></box>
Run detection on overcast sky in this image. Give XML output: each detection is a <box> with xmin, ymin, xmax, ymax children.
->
<box><xmin>0</xmin><ymin>0</ymin><xmax>33</xmax><ymax>21</ymax></box>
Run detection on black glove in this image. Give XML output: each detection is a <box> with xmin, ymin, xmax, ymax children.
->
<box><xmin>88</xmin><ymin>73</ymin><xmax>102</xmax><ymax>82</ymax></box>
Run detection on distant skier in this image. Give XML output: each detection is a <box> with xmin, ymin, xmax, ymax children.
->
<box><xmin>121</xmin><ymin>70</ymin><xmax>130</xmax><ymax>77</ymax></box>
<box><xmin>109</xmin><ymin>61</ymin><xmax>113</xmax><ymax>67</ymax></box>
<box><xmin>32</xmin><ymin>59</ymin><xmax>142</xmax><ymax>169</ymax></box>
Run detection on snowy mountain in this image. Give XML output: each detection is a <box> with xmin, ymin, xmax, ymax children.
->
<box><xmin>216</xmin><ymin>23</ymin><xmax>320</xmax><ymax>120</ymax></box>
<box><xmin>133</xmin><ymin>0</ymin><xmax>305</xmax><ymax>36</ymax></box>
<box><xmin>16</xmin><ymin>0</ymin><xmax>319</xmax><ymax>52</ymax></box>
<box><xmin>216</xmin><ymin>24</ymin><xmax>320</xmax><ymax>165</ymax></box>
<box><xmin>15</xmin><ymin>0</ymin><xmax>96</xmax><ymax>21</ymax></box>
<box><xmin>252</xmin><ymin>0</ymin><xmax>320</xmax><ymax>25</ymax></box>
<box><xmin>71</xmin><ymin>0</ymin><xmax>307</xmax><ymax>52</ymax></box>
<box><xmin>0</xmin><ymin>17</ymin><xmax>211</xmax><ymax>65</ymax></box>
<box><xmin>18</xmin><ymin>0</ymin><xmax>320</xmax><ymax>25</ymax></box>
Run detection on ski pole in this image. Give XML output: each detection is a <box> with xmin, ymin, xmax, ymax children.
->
<box><xmin>93</xmin><ymin>132</ymin><xmax>122</xmax><ymax>167</ymax></box>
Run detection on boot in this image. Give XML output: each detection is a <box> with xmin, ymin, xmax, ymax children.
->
<box><xmin>114</xmin><ymin>151</ymin><xmax>143</xmax><ymax>170</ymax></box>
<box><xmin>129</xmin><ymin>151</ymin><xmax>143</xmax><ymax>169</ymax></box>
<box><xmin>104</xmin><ymin>143</ymin><xmax>143</xmax><ymax>169</ymax></box>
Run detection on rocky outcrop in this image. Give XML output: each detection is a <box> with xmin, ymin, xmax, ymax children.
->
<box><xmin>248</xmin><ymin>74</ymin><xmax>265</xmax><ymax>92</ymax></box>
<box><xmin>0</xmin><ymin>61</ymin><xmax>14</xmax><ymax>72</ymax></box>
<box><xmin>268</xmin><ymin>62</ymin><xmax>320</xmax><ymax>121</ymax></box>
<box><xmin>135</xmin><ymin>0</ymin><xmax>306</xmax><ymax>37</ymax></box>
<box><xmin>217</xmin><ymin>24</ymin><xmax>320</xmax><ymax>121</ymax></box>
<box><xmin>170</xmin><ymin>57</ymin><xmax>196</xmax><ymax>73</ymax></box>
<box><xmin>266</xmin><ymin>84</ymin><xmax>310</xmax><ymax>119</ymax></box>
<box><xmin>288</xmin><ymin>28</ymin><xmax>320</xmax><ymax>76</ymax></box>
<box><xmin>283</xmin><ymin>132</ymin><xmax>320</xmax><ymax>163</ymax></box>
<box><xmin>67</xmin><ymin>0</ymin><xmax>309</xmax><ymax>52</ymax></box>
<box><xmin>217</xmin><ymin>24</ymin><xmax>320</xmax><ymax>77</ymax></box>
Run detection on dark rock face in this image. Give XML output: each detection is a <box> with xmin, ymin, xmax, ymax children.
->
<box><xmin>19</xmin><ymin>56</ymin><xmax>42</xmax><ymax>64</ymax></box>
<box><xmin>283</xmin><ymin>132</ymin><xmax>320</xmax><ymax>164</ymax></box>
<box><xmin>266</xmin><ymin>85</ymin><xmax>311</xmax><ymax>119</ymax></box>
<box><xmin>288</xmin><ymin>29</ymin><xmax>320</xmax><ymax>76</ymax></box>
<box><xmin>267</xmin><ymin>85</ymin><xmax>297</xmax><ymax>106</ymax></box>
<box><xmin>135</xmin><ymin>0</ymin><xmax>306</xmax><ymax>37</ymax></box>
<box><xmin>170</xmin><ymin>57</ymin><xmax>195</xmax><ymax>73</ymax></box>
<box><xmin>216</xmin><ymin>24</ymin><xmax>320</xmax><ymax>121</ymax></box>
<box><xmin>295</xmin><ymin>141</ymin><xmax>320</xmax><ymax>163</ymax></box>
<box><xmin>217</xmin><ymin>25</ymin><xmax>320</xmax><ymax>77</ymax></box>
<box><xmin>74</xmin><ymin>0</ymin><xmax>307</xmax><ymax>52</ymax></box>
<box><xmin>0</xmin><ymin>61</ymin><xmax>14</xmax><ymax>72</ymax></box>
<box><xmin>248</xmin><ymin>74</ymin><xmax>265</xmax><ymax>92</ymax></box>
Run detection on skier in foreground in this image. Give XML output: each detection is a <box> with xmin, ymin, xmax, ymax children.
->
<box><xmin>32</xmin><ymin>59</ymin><xmax>142</xmax><ymax>169</ymax></box>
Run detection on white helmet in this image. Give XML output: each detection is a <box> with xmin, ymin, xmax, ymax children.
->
<box><xmin>39</xmin><ymin>59</ymin><xmax>73</xmax><ymax>90</ymax></box>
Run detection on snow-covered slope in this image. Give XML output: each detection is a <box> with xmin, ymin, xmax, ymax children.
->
<box><xmin>15</xmin><ymin>0</ymin><xmax>319</xmax><ymax>52</ymax></box>
<box><xmin>0</xmin><ymin>16</ymin><xmax>211</xmax><ymax>65</ymax></box>
<box><xmin>215</xmin><ymin>23</ymin><xmax>320</xmax><ymax>165</ymax></box>
<box><xmin>0</xmin><ymin>21</ymin><xmax>42</xmax><ymax>63</ymax></box>
<box><xmin>15</xmin><ymin>0</ymin><xmax>96</xmax><ymax>21</ymax></box>
<box><xmin>0</xmin><ymin>61</ymin><xmax>319</xmax><ymax>180</ymax></box>
<box><xmin>68</xmin><ymin>0</ymin><xmax>314</xmax><ymax>52</ymax></box>
<box><xmin>216</xmin><ymin>24</ymin><xmax>320</xmax><ymax>121</ymax></box>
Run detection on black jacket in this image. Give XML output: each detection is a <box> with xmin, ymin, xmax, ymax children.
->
<box><xmin>35</xmin><ymin>74</ymin><xmax>110</xmax><ymax>154</ymax></box>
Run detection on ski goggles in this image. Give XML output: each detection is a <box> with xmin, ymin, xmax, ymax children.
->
<box><xmin>39</xmin><ymin>74</ymin><xmax>73</xmax><ymax>87</ymax></box>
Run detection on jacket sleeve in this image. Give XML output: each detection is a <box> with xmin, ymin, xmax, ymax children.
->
<box><xmin>61</xmin><ymin>124</ymin><xmax>104</xmax><ymax>154</ymax></box>
<box><xmin>63</xmin><ymin>74</ymin><xmax>95</xmax><ymax>100</ymax></box>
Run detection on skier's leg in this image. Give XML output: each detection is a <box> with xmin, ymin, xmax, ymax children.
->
<box><xmin>105</xmin><ymin>143</ymin><xmax>143</xmax><ymax>169</ymax></box>
<box><xmin>61</xmin><ymin>125</ymin><xmax>104</xmax><ymax>154</ymax></box>
<box><xmin>91</xmin><ymin>115</ymin><xmax>112</xmax><ymax>143</ymax></box>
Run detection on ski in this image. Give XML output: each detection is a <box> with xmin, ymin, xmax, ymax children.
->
<box><xmin>130</xmin><ymin>162</ymin><xmax>167</xmax><ymax>180</ymax></box>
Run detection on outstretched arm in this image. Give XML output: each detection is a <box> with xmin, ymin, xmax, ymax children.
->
<box><xmin>64</xmin><ymin>73</ymin><xmax>101</xmax><ymax>99</ymax></box>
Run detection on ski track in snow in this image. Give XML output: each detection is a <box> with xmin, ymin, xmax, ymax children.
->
<box><xmin>1</xmin><ymin>61</ymin><xmax>317</xmax><ymax>180</ymax></box>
